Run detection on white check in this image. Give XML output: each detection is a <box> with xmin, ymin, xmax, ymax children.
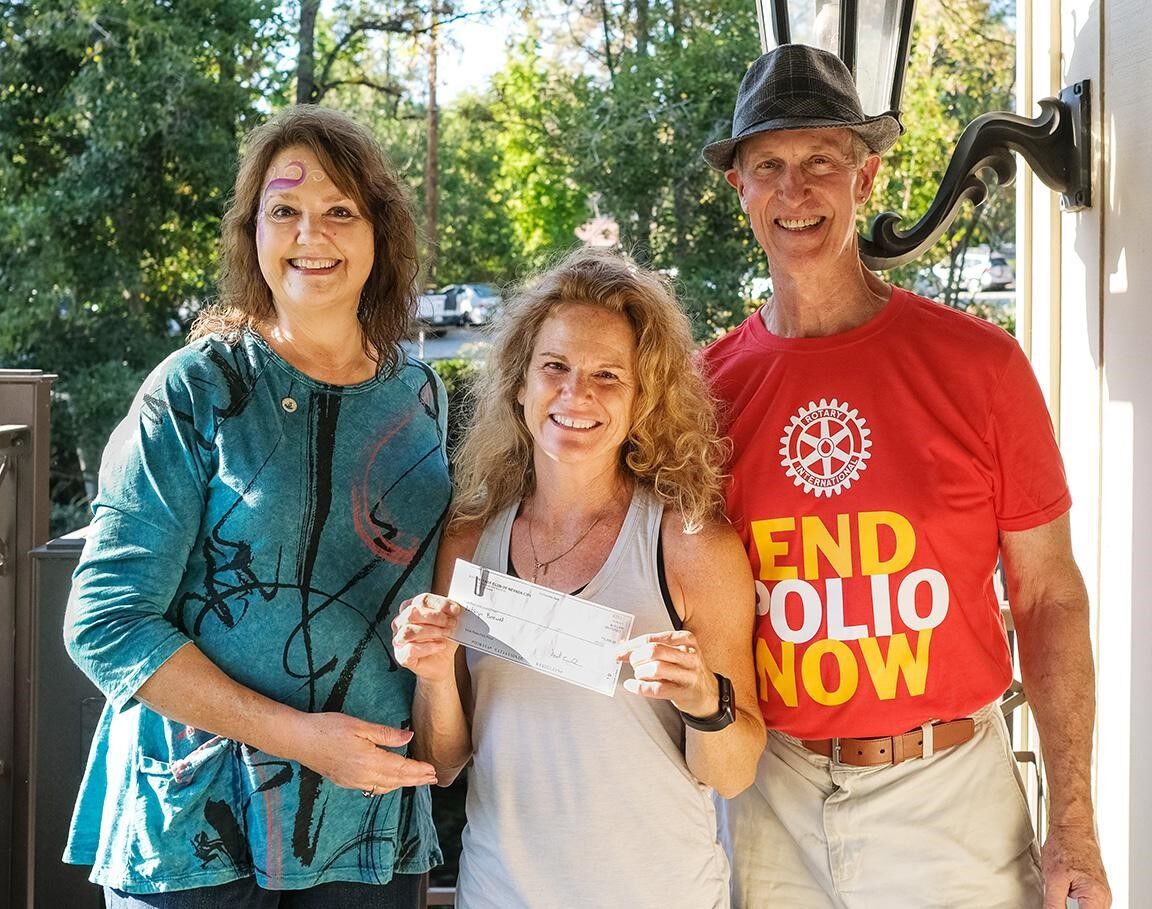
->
<box><xmin>446</xmin><ymin>558</ymin><xmax>634</xmax><ymax>697</ymax></box>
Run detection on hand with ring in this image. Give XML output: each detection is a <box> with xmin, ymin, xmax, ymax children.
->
<box><xmin>288</xmin><ymin>712</ymin><xmax>436</xmax><ymax>794</ymax></box>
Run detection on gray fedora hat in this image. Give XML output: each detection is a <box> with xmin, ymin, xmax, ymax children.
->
<box><xmin>703</xmin><ymin>44</ymin><xmax>904</xmax><ymax>171</ymax></box>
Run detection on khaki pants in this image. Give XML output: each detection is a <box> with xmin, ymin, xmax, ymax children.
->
<box><xmin>717</xmin><ymin>704</ymin><xmax>1043</xmax><ymax>909</ymax></box>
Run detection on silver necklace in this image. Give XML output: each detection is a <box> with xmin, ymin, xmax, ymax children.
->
<box><xmin>527</xmin><ymin>513</ymin><xmax>604</xmax><ymax>584</ymax></box>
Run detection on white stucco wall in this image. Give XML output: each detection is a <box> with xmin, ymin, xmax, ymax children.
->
<box><xmin>1096</xmin><ymin>0</ymin><xmax>1152</xmax><ymax>902</ymax></box>
<box><xmin>1021</xmin><ymin>0</ymin><xmax>1151</xmax><ymax>904</ymax></box>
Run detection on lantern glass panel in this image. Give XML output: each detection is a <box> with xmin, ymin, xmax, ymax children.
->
<box><xmin>855</xmin><ymin>0</ymin><xmax>905</xmax><ymax>114</ymax></box>
<box><xmin>767</xmin><ymin>0</ymin><xmax>841</xmax><ymax>53</ymax></box>
<box><xmin>757</xmin><ymin>0</ymin><xmax>910</xmax><ymax>115</ymax></box>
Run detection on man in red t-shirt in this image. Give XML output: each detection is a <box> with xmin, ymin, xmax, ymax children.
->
<box><xmin>701</xmin><ymin>44</ymin><xmax>1109</xmax><ymax>908</ymax></box>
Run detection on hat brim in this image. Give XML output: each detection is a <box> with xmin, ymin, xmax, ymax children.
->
<box><xmin>702</xmin><ymin>113</ymin><xmax>904</xmax><ymax>171</ymax></box>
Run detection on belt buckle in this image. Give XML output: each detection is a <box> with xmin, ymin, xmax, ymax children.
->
<box><xmin>831</xmin><ymin>738</ymin><xmax>842</xmax><ymax>765</ymax></box>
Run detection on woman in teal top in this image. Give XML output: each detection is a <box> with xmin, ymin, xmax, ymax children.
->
<box><xmin>63</xmin><ymin>106</ymin><xmax>450</xmax><ymax>907</ymax></box>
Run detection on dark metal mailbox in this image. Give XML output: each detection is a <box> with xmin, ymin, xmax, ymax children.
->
<box><xmin>30</xmin><ymin>530</ymin><xmax>102</xmax><ymax>909</ymax></box>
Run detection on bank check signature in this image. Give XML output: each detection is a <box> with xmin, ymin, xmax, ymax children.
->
<box><xmin>446</xmin><ymin>559</ymin><xmax>634</xmax><ymax>696</ymax></box>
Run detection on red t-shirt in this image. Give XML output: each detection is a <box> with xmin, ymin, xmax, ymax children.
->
<box><xmin>702</xmin><ymin>288</ymin><xmax>1071</xmax><ymax>739</ymax></box>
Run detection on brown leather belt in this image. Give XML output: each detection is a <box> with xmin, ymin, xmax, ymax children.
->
<box><xmin>801</xmin><ymin>718</ymin><xmax>976</xmax><ymax>767</ymax></box>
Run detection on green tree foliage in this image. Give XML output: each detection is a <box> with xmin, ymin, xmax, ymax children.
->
<box><xmin>557</xmin><ymin>0</ymin><xmax>764</xmax><ymax>336</ymax></box>
<box><xmin>435</xmin><ymin>92</ymin><xmax>525</xmax><ymax>283</ymax></box>
<box><xmin>331</xmin><ymin>27</ymin><xmax>590</xmax><ymax>289</ymax></box>
<box><xmin>485</xmin><ymin>36</ymin><xmax>589</xmax><ymax>269</ymax></box>
<box><xmin>523</xmin><ymin>0</ymin><xmax>1016</xmax><ymax>327</ymax></box>
<box><xmin>868</xmin><ymin>0</ymin><xmax>1016</xmax><ymax>303</ymax></box>
<box><xmin>0</xmin><ymin>0</ymin><xmax>283</xmax><ymax>525</ymax></box>
<box><xmin>313</xmin><ymin>2</ymin><xmax>526</xmax><ymax>287</ymax></box>
<box><xmin>400</xmin><ymin>0</ymin><xmax>765</xmax><ymax>336</ymax></box>
<box><xmin>295</xmin><ymin>0</ymin><xmax>441</xmax><ymax>105</ymax></box>
<box><xmin>0</xmin><ymin>0</ymin><xmax>1019</xmax><ymax>531</ymax></box>
<box><xmin>0</xmin><ymin>0</ymin><xmax>283</xmax><ymax>368</ymax></box>
<box><xmin>428</xmin><ymin>355</ymin><xmax>478</xmax><ymax>461</ymax></box>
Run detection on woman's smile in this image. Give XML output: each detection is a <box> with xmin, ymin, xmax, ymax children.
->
<box><xmin>288</xmin><ymin>256</ymin><xmax>341</xmax><ymax>273</ymax></box>
<box><xmin>550</xmin><ymin>413</ymin><xmax>601</xmax><ymax>430</ymax></box>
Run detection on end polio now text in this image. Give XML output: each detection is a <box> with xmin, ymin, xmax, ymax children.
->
<box><xmin>751</xmin><ymin>511</ymin><xmax>949</xmax><ymax>707</ymax></box>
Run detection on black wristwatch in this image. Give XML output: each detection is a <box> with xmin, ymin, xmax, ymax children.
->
<box><xmin>679</xmin><ymin>672</ymin><xmax>735</xmax><ymax>732</ymax></box>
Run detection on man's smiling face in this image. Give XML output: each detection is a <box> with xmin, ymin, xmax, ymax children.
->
<box><xmin>725</xmin><ymin>128</ymin><xmax>879</xmax><ymax>278</ymax></box>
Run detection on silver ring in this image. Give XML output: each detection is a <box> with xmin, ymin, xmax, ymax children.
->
<box><xmin>362</xmin><ymin>787</ymin><xmax>375</xmax><ymax>798</ymax></box>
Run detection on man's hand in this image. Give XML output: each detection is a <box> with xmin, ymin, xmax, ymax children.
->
<box><xmin>1003</xmin><ymin>517</ymin><xmax>1110</xmax><ymax>908</ymax></box>
<box><xmin>1042</xmin><ymin>821</ymin><xmax>1111</xmax><ymax>908</ymax></box>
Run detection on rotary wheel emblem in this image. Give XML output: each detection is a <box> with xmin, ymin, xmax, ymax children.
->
<box><xmin>779</xmin><ymin>398</ymin><xmax>872</xmax><ymax>497</ymax></box>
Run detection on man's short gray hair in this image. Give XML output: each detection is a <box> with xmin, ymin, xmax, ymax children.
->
<box><xmin>849</xmin><ymin>132</ymin><xmax>873</xmax><ymax>166</ymax></box>
<box><xmin>731</xmin><ymin>129</ymin><xmax>878</xmax><ymax>172</ymax></box>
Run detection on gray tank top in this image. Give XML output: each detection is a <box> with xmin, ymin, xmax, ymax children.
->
<box><xmin>455</xmin><ymin>487</ymin><xmax>730</xmax><ymax>909</ymax></box>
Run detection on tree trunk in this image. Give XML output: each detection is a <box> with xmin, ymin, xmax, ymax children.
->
<box><xmin>297</xmin><ymin>0</ymin><xmax>321</xmax><ymax>104</ymax></box>
<box><xmin>425</xmin><ymin>1</ymin><xmax>440</xmax><ymax>283</ymax></box>
<box><xmin>635</xmin><ymin>0</ymin><xmax>649</xmax><ymax>58</ymax></box>
<box><xmin>600</xmin><ymin>0</ymin><xmax>616</xmax><ymax>82</ymax></box>
<box><xmin>944</xmin><ymin>213</ymin><xmax>981</xmax><ymax>308</ymax></box>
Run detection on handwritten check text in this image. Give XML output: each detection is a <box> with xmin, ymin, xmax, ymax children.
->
<box><xmin>446</xmin><ymin>559</ymin><xmax>634</xmax><ymax>696</ymax></box>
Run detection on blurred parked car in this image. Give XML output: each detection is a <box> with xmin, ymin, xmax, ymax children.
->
<box><xmin>416</xmin><ymin>290</ymin><xmax>450</xmax><ymax>337</ymax></box>
<box><xmin>911</xmin><ymin>268</ymin><xmax>943</xmax><ymax>299</ymax></box>
<box><xmin>982</xmin><ymin>253</ymin><xmax>1015</xmax><ymax>290</ymax></box>
<box><xmin>932</xmin><ymin>249</ymin><xmax>1016</xmax><ymax>293</ymax></box>
<box><xmin>439</xmin><ymin>283</ymin><xmax>503</xmax><ymax>327</ymax></box>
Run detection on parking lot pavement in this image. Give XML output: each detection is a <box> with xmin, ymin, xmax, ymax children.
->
<box><xmin>402</xmin><ymin>326</ymin><xmax>491</xmax><ymax>362</ymax></box>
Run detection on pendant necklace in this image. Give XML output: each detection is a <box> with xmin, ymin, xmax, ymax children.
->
<box><xmin>527</xmin><ymin>512</ymin><xmax>604</xmax><ymax>584</ymax></box>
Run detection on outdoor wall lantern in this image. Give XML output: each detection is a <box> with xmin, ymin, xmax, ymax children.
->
<box><xmin>754</xmin><ymin>0</ymin><xmax>1093</xmax><ymax>268</ymax></box>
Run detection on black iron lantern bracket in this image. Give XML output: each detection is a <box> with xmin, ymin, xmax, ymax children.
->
<box><xmin>860</xmin><ymin>80</ymin><xmax>1092</xmax><ymax>270</ymax></box>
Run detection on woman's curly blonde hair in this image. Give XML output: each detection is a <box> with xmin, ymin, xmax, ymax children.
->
<box><xmin>191</xmin><ymin>105</ymin><xmax>419</xmax><ymax>375</ymax></box>
<box><xmin>451</xmin><ymin>248</ymin><xmax>728</xmax><ymax>533</ymax></box>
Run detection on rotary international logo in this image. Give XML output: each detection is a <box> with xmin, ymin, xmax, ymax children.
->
<box><xmin>779</xmin><ymin>398</ymin><xmax>872</xmax><ymax>497</ymax></box>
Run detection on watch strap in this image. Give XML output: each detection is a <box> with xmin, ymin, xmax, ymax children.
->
<box><xmin>679</xmin><ymin>672</ymin><xmax>735</xmax><ymax>732</ymax></box>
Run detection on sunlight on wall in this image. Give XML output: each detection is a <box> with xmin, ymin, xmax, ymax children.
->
<box><xmin>1096</xmin><ymin>392</ymin><xmax>1132</xmax><ymax>904</ymax></box>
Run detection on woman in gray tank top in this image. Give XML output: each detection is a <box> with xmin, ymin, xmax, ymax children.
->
<box><xmin>392</xmin><ymin>249</ymin><xmax>766</xmax><ymax>908</ymax></box>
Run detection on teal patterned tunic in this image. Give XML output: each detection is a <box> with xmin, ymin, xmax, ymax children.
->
<box><xmin>63</xmin><ymin>331</ymin><xmax>450</xmax><ymax>893</ymax></box>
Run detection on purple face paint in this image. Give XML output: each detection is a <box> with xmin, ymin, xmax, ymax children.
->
<box><xmin>264</xmin><ymin>160</ymin><xmax>308</xmax><ymax>195</ymax></box>
<box><xmin>257</xmin><ymin>160</ymin><xmax>308</xmax><ymax>242</ymax></box>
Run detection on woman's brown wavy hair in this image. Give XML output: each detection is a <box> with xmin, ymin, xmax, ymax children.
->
<box><xmin>451</xmin><ymin>248</ymin><xmax>728</xmax><ymax>533</ymax></box>
<box><xmin>190</xmin><ymin>105</ymin><xmax>419</xmax><ymax>375</ymax></box>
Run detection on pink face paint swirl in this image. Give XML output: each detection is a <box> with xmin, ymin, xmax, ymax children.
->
<box><xmin>257</xmin><ymin>161</ymin><xmax>308</xmax><ymax>241</ymax></box>
<box><xmin>264</xmin><ymin>160</ymin><xmax>308</xmax><ymax>196</ymax></box>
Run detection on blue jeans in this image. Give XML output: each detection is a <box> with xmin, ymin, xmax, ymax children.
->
<box><xmin>104</xmin><ymin>874</ymin><xmax>424</xmax><ymax>908</ymax></box>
